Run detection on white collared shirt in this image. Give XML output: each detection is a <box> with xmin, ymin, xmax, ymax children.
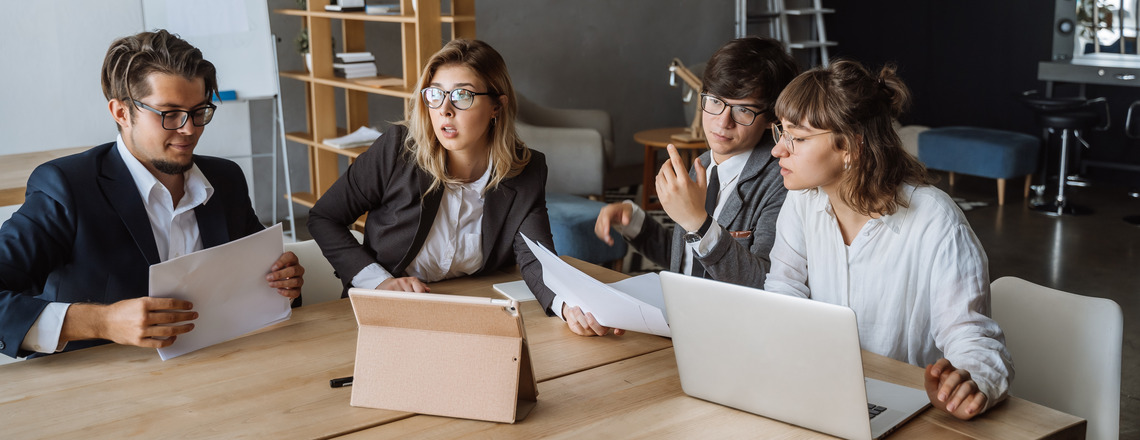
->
<box><xmin>351</xmin><ymin>164</ymin><xmax>490</xmax><ymax>288</ymax></box>
<box><xmin>553</xmin><ymin>149</ymin><xmax>753</xmax><ymax>319</ymax></box>
<box><xmin>21</xmin><ymin>135</ymin><xmax>213</xmax><ymax>354</ymax></box>
<box><xmin>763</xmin><ymin>184</ymin><xmax>1013</xmax><ymax>411</ymax></box>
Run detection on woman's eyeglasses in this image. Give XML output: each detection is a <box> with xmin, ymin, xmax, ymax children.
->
<box><xmin>421</xmin><ymin>87</ymin><xmax>498</xmax><ymax>110</ymax></box>
<box><xmin>772</xmin><ymin>124</ymin><xmax>832</xmax><ymax>154</ymax></box>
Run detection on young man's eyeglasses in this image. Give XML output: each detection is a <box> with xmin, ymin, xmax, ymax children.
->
<box><xmin>420</xmin><ymin>87</ymin><xmax>499</xmax><ymax>111</ymax></box>
<box><xmin>772</xmin><ymin>124</ymin><xmax>833</xmax><ymax>154</ymax></box>
<box><xmin>133</xmin><ymin>100</ymin><xmax>217</xmax><ymax>130</ymax></box>
<box><xmin>700</xmin><ymin>94</ymin><xmax>763</xmax><ymax>126</ymax></box>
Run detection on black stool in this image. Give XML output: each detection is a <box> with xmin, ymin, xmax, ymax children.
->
<box><xmin>1034</xmin><ymin>110</ymin><xmax>1098</xmax><ymax>216</ymax></box>
<box><xmin>1124</xmin><ymin>101</ymin><xmax>1140</xmax><ymax>226</ymax></box>
<box><xmin>1019</xmin><ymin>91</ymin><xmax>1109</xmax><ymax>216</ymax></box>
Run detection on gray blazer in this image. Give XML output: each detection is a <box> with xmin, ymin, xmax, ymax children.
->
<box><xmin>307</xmin><ymin>125</ymin><xmax>559</xmax><ymax>314</ymax></box>
<box><xmin>629</xmin><ymin>136</ymin><xmax>787</xmax><ymax>288</ymax></box>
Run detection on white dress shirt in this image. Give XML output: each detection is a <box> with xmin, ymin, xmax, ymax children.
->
<box><xmin>553</xmin><ymin>149</ymin><xmax>752</xmax><ymax>319</ymax></box>
<box><xmin>20</xmin><ymin>135</ymin><xmax>213</xmax><ymax>354</ymax></box>
<box><xmin>352</xmin><ymin>164</ymin><xmax>490</xmax><ymax>288</ymax></box>
<box><xmin>763</xmin><ymin>184</ymin><xmax>1013</xmax><ymax>411</ymax></box>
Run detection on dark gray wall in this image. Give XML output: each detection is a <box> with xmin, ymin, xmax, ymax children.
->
<box><xmin>476</xmin><ymin>0</ymin><xmax>733</xmax><ymax>169</ymax></box>
<box><xmin>264</xmin><ymin>0</ymin><xmax>736</xmax><ymax>222</ymax></box>
<box><xmin>824</xmin><ymin>0</ymin><xmax>1140</xmax><ymax>186</ymax></box>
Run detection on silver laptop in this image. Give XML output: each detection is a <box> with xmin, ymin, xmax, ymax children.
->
<box><xmin>660</xmin><ymin>271</ymin><xmax>930</xmax><ymax>440</ymax></box>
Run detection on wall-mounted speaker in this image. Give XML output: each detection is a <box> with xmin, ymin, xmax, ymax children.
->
<box><xmin>1052</xmin><ymin>0</ymin><xmax>1078</xmax><ymax>61</ymax></box>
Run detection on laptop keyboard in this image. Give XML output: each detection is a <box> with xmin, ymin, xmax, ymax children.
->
<box><xmin>868</xmin><ymin>403</ymin><xmax>888</xmax><ymax>419</ymax></box>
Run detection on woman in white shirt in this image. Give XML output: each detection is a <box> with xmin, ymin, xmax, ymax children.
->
<box><xmin>308</xmin><ymin>39</ymin><xmax>558</xmax><ymax>313</ymax></box>
<box><xmin>763</xmin><ymin>59</ymin><xmax>1013</xmax><ymax>420</ymax></box>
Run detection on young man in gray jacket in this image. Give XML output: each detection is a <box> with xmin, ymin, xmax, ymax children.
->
<box><xmin>563</xmin><ymin>37</ymin><xmax>798</xmax><ymax>336</ymax></box>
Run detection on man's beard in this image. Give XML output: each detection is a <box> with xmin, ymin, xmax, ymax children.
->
<box><xmin>152</xmin><ymin>159</ymin><xmax>193</xmax><ymax>175</ymax></box>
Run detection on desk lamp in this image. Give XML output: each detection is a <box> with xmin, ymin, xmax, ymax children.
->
<box><xmin>669</xmin><ymin>58</ymin><xmax>705</xmax><ymax>142</ymax></box>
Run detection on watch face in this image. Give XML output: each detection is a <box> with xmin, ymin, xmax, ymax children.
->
<box><xmin>684</xmin><ymin>232</ymin><xmax>701</xmax><ymax>244</ymax></box>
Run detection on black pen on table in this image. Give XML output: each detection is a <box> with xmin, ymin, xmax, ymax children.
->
<box><xmin>330</xmin><ymin>376</ymin><xmax>353</xmax><ymax>388</ymax></box>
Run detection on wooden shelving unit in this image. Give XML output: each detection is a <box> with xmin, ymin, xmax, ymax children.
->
<box><xmin>276</xmin><ymin>0</ymin><xmax>476</xmax><ymax>228</ymax></box>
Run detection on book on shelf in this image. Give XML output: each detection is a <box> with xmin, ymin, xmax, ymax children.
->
<box><xmin>324</xmin><ymin>5</ymin><xmax>365</xmax><ymax>12</ymax></box>
<box><xmin>336</xmin><ymin>52</ymin><xmax>375</xmax><ymax>63</ymax></box>
<box><xmin>323</xmin><ymin>126</ymin><xmax>382</xmax><ymax>149</ymax></box>
<box><xmin>333</xmin><ymin>62</ymin><xmax>377</xmax><ymax>70</ymax></box>
<box><xmin>326</xmin><ymin>0</ymin><xmax>365</xmax><ymax>11</ymax></box>
<box><xmin>365</xmin><ymin>3</ymin><xmax>400</xmax><ymax>15</ymax></box>
<box><xmin>335</xmin><ymin>67</ymin><xmax>378</xmax><ymax>79</ymax></box>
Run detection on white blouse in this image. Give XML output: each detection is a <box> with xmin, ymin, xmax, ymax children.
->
<box><xmin>764</xmin><ymin>184</ymin><xmax>1013</xmax><ymax>411</ymax></box>
<box><xmin>352</xmin><ymin>165</ymin><xmax>490</xmax><ymax>287</ymax></box>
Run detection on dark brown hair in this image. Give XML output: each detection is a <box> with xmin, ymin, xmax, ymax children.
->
<box><xmin>702</xmin><ymin>36</ymin><xmax>800</xmax><ymax>125</ymax></box>
<box><xmin>774</xmin><ymin>59</ymin><xmax>931</xmax><ymax>216</ymax></box>
<box><xmin>101</xmin><ymin>30</ymin><xmax>218</xmax><ymax>123</ymax></box>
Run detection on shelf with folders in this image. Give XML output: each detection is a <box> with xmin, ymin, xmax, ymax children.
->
<box><xmin>275</xmin><ymin>0</ymin><xmax>476</xmax><ymax>229</ymax></box>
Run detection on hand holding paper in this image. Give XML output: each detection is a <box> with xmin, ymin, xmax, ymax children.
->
<box><xmin>521</xmin><ymin>234</ymin><xmax>669</xmax><ymax>337</ymax></box>
<box><xmin>148</xmin><ymin>224</ymin><xmax>293</xmax><ymax>360</ymax></box>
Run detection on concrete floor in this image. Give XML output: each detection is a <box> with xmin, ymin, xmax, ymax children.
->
<box><xmin>934</xmin><ymin>172</ymin><xmax>1138</xmax><ymax>439</ymax></box>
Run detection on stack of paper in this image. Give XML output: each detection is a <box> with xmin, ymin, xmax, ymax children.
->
<box><xmin>365</xmin><ymin>3</ymin><xmax>400</xmax><ymax>15</ymax></box>
<box><xmin>334</xmin><ymin>52</ymin><xmax>377</xmax><ymax>79</ymax></box>
<box><xmin>323</xmin><ymin>126</ymin><xmax>382</xmax><ymax>149</ymax></box>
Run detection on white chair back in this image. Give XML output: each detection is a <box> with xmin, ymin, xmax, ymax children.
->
<box><xmin>990</xmin><ymin>276</ymin><xmax>1122</xmax><ymax>440</ymax></box>
<box><xmin>284</xmin><ymin>231</ymin><xmax>363</xmax><ymax>306</ymax></box>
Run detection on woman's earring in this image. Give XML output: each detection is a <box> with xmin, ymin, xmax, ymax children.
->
<box><xmin>844</xmin><ymin>159</ymin><xmax>850</xmax><ymax>170</ymax></box>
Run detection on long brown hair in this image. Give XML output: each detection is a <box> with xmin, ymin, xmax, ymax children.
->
<box><xmin>774</xmin><ymin>59</ymin><xmax>930</xmax><ymax>216</ymax></box>
<box><xmin>402</xmin><ymin>39</ymin><xmax>529</xmax><ymax>194</ymax></box>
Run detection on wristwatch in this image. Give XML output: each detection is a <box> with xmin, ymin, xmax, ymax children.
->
<box><xmin>684</xmin><ymin>216</ymin><xmax>714</xmax><ymax>244</ymax></box>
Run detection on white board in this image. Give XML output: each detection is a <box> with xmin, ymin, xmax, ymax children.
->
<box><xmin>142</xmin><ymin>0</ymin><xmax>277</xmax><ymax>100</ymax></box>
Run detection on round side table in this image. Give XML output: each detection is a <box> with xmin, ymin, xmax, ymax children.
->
<box><xmin>634</xmin><ymin>127</ymin><xmax>708</xmax><ymax>210</ymax></box>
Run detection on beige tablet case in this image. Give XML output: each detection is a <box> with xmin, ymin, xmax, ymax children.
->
<box><xmin>347</xmin><ymin>288</ymin><xmax>537</xmax><ymax>423</ymax></box>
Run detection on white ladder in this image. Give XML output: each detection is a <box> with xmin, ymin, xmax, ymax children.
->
<box><xmin>735</xmin><ymin>0</ymin><xmax>836</xmax><ymax>67</ymax></box>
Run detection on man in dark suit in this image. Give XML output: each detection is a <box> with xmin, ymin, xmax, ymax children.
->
<box><xmin>0</xmin><ymin>30</ymin><xmax>304</xmax><ymax>360</ymax></box>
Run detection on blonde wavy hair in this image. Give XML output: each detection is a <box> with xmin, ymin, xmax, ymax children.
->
<box><xmin>401</xmin><ymin>39</ymin><xmax>529</xmax><ymax>195</ymax></box>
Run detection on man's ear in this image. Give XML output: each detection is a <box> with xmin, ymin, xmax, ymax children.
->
<box><xmin>109</xmin><ymin>99</ymin><xmax>131</xmax><ymax>129</ymax></box>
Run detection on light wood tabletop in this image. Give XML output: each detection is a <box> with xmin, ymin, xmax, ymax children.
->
<box><xmin>340</xmin><ymin>348</ymin><xmax>1085</xmax><ymax>440</ymax></box>
<box><xmin>0</xmin><ymin>147</ymin><xmax>90</xmax><ymax>206</ymax></box>
<box><xmin>0</xmin><ymin>257</ymin><xmax>669</xmax><ymax>439</ymax></box>
<box><xmin>0</xmin><ymin>257</ymin><xmax>1085</xmax><ymax>439</ymax></box>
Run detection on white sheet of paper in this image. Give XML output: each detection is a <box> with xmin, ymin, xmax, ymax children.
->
<box><xmin>521</xmin><ymin>234</ymin><xmax>670</xmax><ymax>337</ymax></box>
<box><xmin>492</xmin><ymin>280</ymin><xmax>537</xmax><ymax>302</ymax></box>
<box><xmin>149</xmin><ymin>224</ymin><xmax>291</xmax><ymax>360</ymax></box>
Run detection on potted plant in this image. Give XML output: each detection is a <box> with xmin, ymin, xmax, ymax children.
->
<box><xmin>296</xmin><ymin>28</ymin><xmax>311</xmax><ymax>72</ymax></box>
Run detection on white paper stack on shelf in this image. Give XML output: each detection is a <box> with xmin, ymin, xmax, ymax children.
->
<box><xmin>334</xmin><ymin>52</ymin><xmax>377</xmax><ymax>79</ymax></box>
<box><xmin>323</xmin><ymin>126</ymin><xmax>382</xmax><ymax>149</ymax></box>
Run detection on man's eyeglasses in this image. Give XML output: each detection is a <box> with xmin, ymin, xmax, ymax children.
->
<box><xmin>700</xmin><ymin>94</ymin><xmax>763</xmax><ymax>126</ymax></box>
<box><xmin>420</xmin><ymin>87</ymin><xmax>499</xmax><ymax>111</ymax></box>
<box><xmin>772</xmin><ymin>124</ymin><xmax>833</xmax><ymax>154</ymax></box>
<box><xmin>133</xmin><ymin>100</ymin><xmax>216</xmax><ymax>130</ymax></box>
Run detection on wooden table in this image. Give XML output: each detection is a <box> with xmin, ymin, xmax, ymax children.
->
<box><xmin>634</xmin><ymin>127</ymin><xmax>707</xmax><ymax>210</ymax></box>
<box><xmin>0</xmin><ymin>258</ymin><xmax>670</xmax><ymax>439</ymax></box>
<box><xmin>341</xmin><ymin>348</ymin><xmax>1085</xmax><ymax>440</ymax></box>
<box><xmin>0</xmin><ymin>147</ymin><xmax>90</xmax><ymax>206</ymax></box>
<box><xmin>0</xmin><ymin>257</ymin><xmax>1085</xmax><ymax>439</ymax></box>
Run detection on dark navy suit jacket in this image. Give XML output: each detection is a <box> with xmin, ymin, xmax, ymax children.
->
<box><xmin>0</xmin><ymin>142</ymin><xmax>265</xmax><ymax>358</ymax></box>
